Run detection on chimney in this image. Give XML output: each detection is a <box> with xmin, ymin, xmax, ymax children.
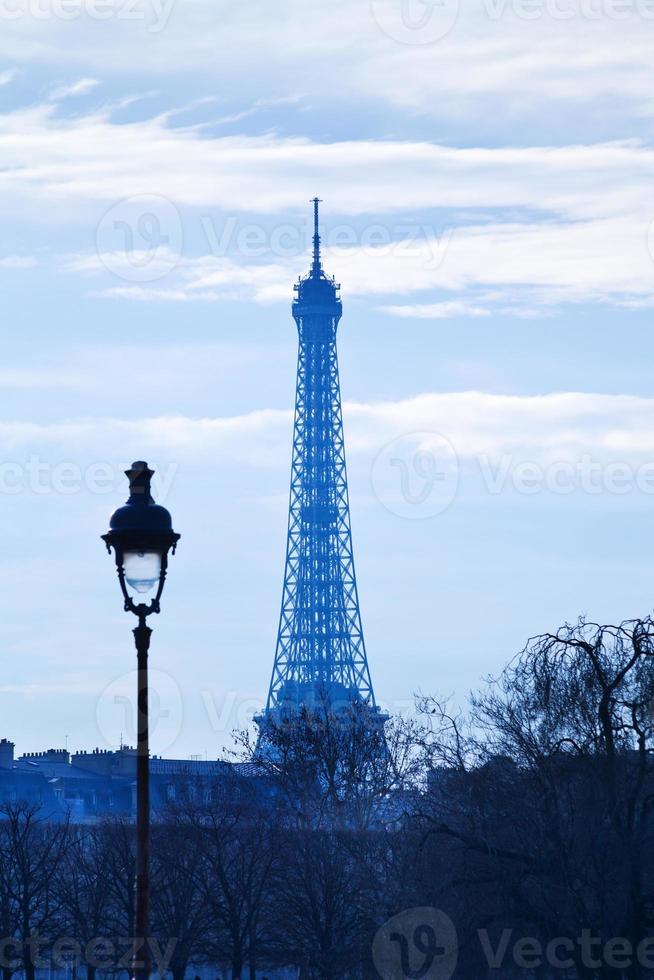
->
<box><xmin>0</xmin><ymin>740</ymin><xmax>15</xmax><ymax>769</ymax></box>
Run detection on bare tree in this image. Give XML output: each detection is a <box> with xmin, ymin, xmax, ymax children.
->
<box><xmin>267</xmin><ymin>825</ymin><xmax>368</xmax><ymax>980</ymax></box>
<box><xmin>0</xmin><ymin>816</ymin><xmax>18</xmax><ymax>980</ymax></box>
<box><xmin>58</xmin><ymin>825</ymin><xmax>121</xmax><ymax>980</ymax></box>
<box><xmin>150</xmin><ymin>809</ymin><xmax>213</xmax><ymax>980</ymax></box>
<box><xmin>187</xmin><ymin>777</ymin><xmax>278</xmax><ymax>980</ymax></box>
<box><xmin>420</xmin><ymin>617</ymin><xmax>654</xmax><ymax>980</ymax></box>
<box><xmin>95</xmin><ymin>817</ymin><xmax>135</xmax><ymax>949</ymax></box>
<box><xmin>234</xmin><ymin>703</ymin><xmax>428</xmax><ymax>978</ymax></box>
<box><xmin>239</xmin><ymin>700</ymin><xmax>424</xmax><ymax>832</ymax></box>
<box><xmin>0</xmin><ymin>802</ymin><xmax>70</xmax><ymax>980</ymax></box>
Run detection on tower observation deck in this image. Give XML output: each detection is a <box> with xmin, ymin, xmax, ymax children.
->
<box><xmin>258</xmin><ymin>200</ymin><xmax>383</xmax><ymax>724</ymax></box>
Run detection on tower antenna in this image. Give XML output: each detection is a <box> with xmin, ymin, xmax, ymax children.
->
<box><xmin>311</xmin><ymin>197</ymin><xmax>322</xmax><ymax>276</ymax></box>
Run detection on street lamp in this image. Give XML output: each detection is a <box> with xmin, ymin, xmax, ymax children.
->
<box><xmin>102</xmin><ymin>461</ymin><xmax>180</xmax><ymax>980</ymax></box>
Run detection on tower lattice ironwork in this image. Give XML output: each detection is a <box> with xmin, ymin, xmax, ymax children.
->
<box><xmin>261</xmin><ymin>199</ymin><xmax>381</xmax><ymax>720</ymax></box>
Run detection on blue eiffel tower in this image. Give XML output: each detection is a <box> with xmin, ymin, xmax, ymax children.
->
<box><xmin>260</xmin><ymin>199</ymin><xmax>382</xmax><ymax>721</ymax></box>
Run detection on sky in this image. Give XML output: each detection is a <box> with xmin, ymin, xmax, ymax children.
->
<box><xmin>1</xmin><ymin>0</ymin><xmax>654</xmax><ymax>758</ymax></box>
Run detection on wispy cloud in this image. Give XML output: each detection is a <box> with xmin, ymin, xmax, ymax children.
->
<box><xmin>0</xmin><ymin>255</ymin><xmax>38</xmax><ymax>269</ymax></box>
<box><xmin>0</xmin><ymin>2</ymin><xmax>652</xmax><ymax>130</ymax></box>
<box><xmin>381</xmin><ymin>301</ymin><xmax>492</xmax><ymax>319</ymax></box>
<box><xmin>2</xmin><ymin>95</ymin><xmax>654</xmax><ymax>314</ymax></box>
<box><xmin>4</xmin><ymin>392</ymin><xmax>654</xmax><ymax>467</ymax></box>
<box><xmin>0</xmin><ymin>369</ymin><xmax>80</xmax><ymax>389</ymax></box>
<box><xmin>67</xmin><ymin>210</ymin><xmax>654</xmax><ymax>313</ymax></box>
<box><xmin>381</xmin><ymin>298</ymin><xmax>549</xmax><ymax>320</ymax></box>
<box><xmin>72</xmin><ymin>253</ymin><xmax>291</xmax><ymax>304</ymax></box>
<box><xmin>0</xmin><ymin>100</ymin><xmax>647</xmax><ymax>217</ymax></box>
<box><xmin>48</xmin><ymin>78</ymin><xmax>99</xmax><ymax>101</ymax></box>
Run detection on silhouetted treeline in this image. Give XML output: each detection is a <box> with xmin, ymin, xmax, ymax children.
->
<box><xmin>1</xmin><ymin>616</ymin><xmax>653</xmax><ymax>980</ymax></box>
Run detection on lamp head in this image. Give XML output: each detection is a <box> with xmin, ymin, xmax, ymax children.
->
<box><xmin>102</xmin><ymin>461</ymin><xmax>180</xmax><ymax>613</ymax></box>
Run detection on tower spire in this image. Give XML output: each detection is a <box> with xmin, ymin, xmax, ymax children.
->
<box><xmin>311</xmin><ymin>196</ymin><xmax>322</xmax><ymax>277</ymax></box>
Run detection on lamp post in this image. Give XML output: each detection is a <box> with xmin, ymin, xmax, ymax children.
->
<box><xmin>102</xmin><ymin>461</ymin><xmax>180</xmax><ymax>980</ymax></box>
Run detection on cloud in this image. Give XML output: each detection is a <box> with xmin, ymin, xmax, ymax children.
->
<box><xmin>68</xmin><ymin>212</ymin><xmax>654</xmax><ymax>311</ymax></box>
<box><xmin>48</xmin><ymin>78</ymin><xmax>99</xmax><ymax>101</ymax></box>
<box><xmin>4</xmin><ymin>392</ymin><xmax>654</xmax><ymax>469</ymax></box>
<box><xmin>95</xmin><ymin>286</ymin><xmax>204</xmax><ymax>302</ymax></box>
<box><xmin>348</xmin><ymin>392</ymin><xmax>654</xmax><ymax>466</ymax></box>
<box><xmin>75</xmin><ymin>252</ymin><xmax>291</xmax><ymax>303</ymax></box>
<box><xmin>0</xmin><ymin>99</ymin><xmax>649</xmax><ymax>217</ymax></box>
<box><xmin>0</xmin><ymin>255</ymin><xmax>38</xmax><ymax>269</ymax></box>
<box><xmin>327</xmin><ymin>215</ymin><xmax>654</xmax><ymax>307</ymax></box>
<box><xmin>0</xmin><ymin>368</ymin><xmax>80</xmax><ymax>388</ymax></box>
<box><xmin>382</xmin><ymin>301</ymin><xmax>492</xmax><ymax>319</ymax></box>
<box><xmin>1</xmin><ymin>1</ymin><xmax>653</xmax><ymax>130</ymax></box>
<box><xmin>359</xmin><ymin>6</ymin><xmax>654</xmax><ymax>117</ymax></box>
<box><xmin>1</xmin><ymin>98</ymin><xmax>653</xmax><ymax>311</ymax></box>
<box><xmin>381</xmin><ymin>298</ymin><xmax>548</xmax><ymax>319</ymax></box>
<box><xmin>0</xmin><ymin>340</ymin><xmax>288</xmax><ymax>414</ymax></box>
<box><xmin>0</xmin><ymin>69</ymin><xmax>18</xmax><ymax>86</ymax></box>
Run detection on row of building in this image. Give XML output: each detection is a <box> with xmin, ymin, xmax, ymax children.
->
<box><xmin>0</xmin><ymin>738</ymin><xmax>257</xmax><ymax>822</ymax></box>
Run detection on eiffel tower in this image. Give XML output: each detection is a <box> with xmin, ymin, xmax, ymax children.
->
<box><xmin>258</xmin><ymin>199</ymin><xmax>384</xmax><ymax>727</ymax></box>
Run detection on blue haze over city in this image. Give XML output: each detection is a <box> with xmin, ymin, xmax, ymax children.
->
<box><xmin>1</xmin><ymin>0</ymin><xmax>653</xmax><ymax>757</ymax></box>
